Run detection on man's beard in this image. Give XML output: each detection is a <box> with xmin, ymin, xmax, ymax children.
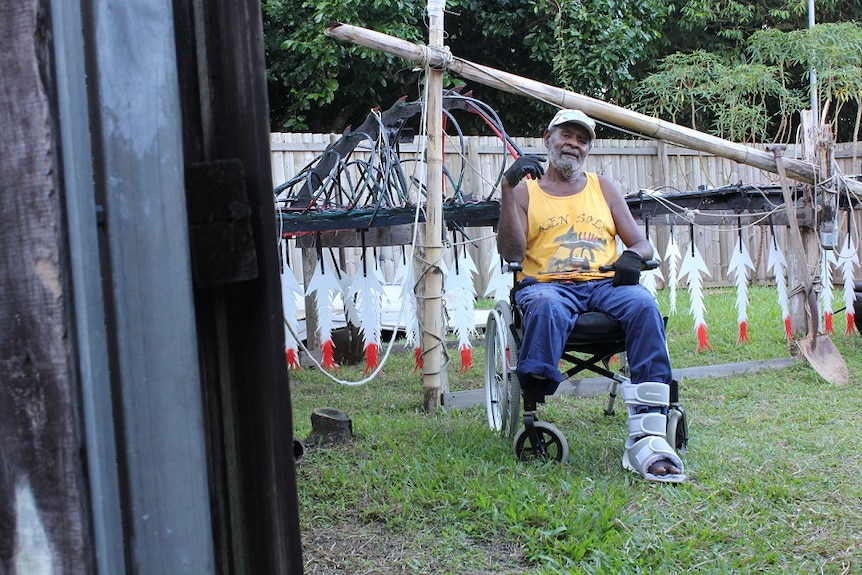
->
<box><xmin>548</xmin><ymin>147</ymin><xmax>585</xmax><ymax>180</ymax></box>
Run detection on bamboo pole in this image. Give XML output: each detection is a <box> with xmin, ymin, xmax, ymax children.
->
<box><xmin>324</xmin><ymin>22</ymin><xmax>862</xmax><ymax>196</ymax></box>
<box><xmin>420</xmin><ymin>1</ymin><xmax>446</xmax><ymax>412</ymax></box>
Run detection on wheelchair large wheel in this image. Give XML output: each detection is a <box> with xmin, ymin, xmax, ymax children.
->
<box><xmin>666</xmin><ymin>406</ymin><xmax>688</xmax><ymax>452</ymax></box>
<box><xmin>513</xmin><ymin>421</ymin><xmax>569</xmax><ymax>462</ymax></box>
<box><xmin>484</xmin><ymin>301</ymin><xmax>520</xmax><ymax>439</ymax></box>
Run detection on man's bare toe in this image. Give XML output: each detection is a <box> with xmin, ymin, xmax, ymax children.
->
<box><xmin>648</xmin><ymin>459</ymin><xmax>682</xmax><ymax>476</ymax></box>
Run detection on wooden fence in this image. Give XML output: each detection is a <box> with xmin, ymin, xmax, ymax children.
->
<box><xmin>271</xmin><ymin>133</ymin><xmax>862</xmax><ymax>293</ymax></box>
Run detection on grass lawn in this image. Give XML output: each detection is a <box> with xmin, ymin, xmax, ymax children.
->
<box><xmin>289</xmin><ymin>286</ymin><xmax>862</xmax><ymax>574</ymax></box>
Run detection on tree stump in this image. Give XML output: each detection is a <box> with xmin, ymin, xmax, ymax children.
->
<box><xmin>303</xmin><ymin>408</ymin><xmax>353</xmax><ymax>448</ymax></box>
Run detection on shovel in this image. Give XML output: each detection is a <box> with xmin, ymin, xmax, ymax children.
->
<box><xmin>768</xmin><ymin>145</ymin><xmax>849</xmax><ymax>385</ymax></box>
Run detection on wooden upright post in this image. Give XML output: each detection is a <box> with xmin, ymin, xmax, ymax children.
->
<box><xmin>792</xmin><ymin>110</ymin><xmax>821</xmax><ymax>337</ymax></box>
<box><xmin>421</xmin><ymin>0</ymin><xmax>447</xmax><ymax>412</ymax></box>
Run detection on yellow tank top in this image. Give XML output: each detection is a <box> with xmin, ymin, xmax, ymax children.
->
<box><xmin>521</xmin><ymin>173</ymin><xmax>618</xmax><ymax>281</ymax></box>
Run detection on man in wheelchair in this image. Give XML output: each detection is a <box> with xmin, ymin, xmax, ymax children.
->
<box><xmin>496</xmin><ymin>109</ymin><xmax>685</xmax><ymax>483</ymax></box>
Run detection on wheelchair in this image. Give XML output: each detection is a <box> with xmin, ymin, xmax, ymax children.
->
<box><xmin>855</xmin><ymin>281</ymin><xmax>862</xmax><ymax>334</ymax></box>
<box><xmin>483</xmin><ymin>262</ymin><xmax>688</xmax><ymax>462</ymax></box>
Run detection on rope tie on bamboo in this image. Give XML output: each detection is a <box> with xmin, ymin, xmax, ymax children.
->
<box><xmin>788</xmin><ymin>278</ymin><xmax>816</xmax><ymax>299</ymax></box>
<box><xmin>413</xmin><ymin>45</ymin><xmax>453</xmax><ymax>71</ymax></box>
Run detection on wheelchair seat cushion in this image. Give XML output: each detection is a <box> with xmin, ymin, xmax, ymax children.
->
<box><xmin>568</xmin><ymin>312</ymin><xmax>625</xmax><ymax>345</ymax></box>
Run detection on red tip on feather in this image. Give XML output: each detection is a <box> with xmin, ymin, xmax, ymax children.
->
<box><xmin>459</xmin><ymin>344</ymin><xmax>473</xmax><ymax>373</ymax></box>
<box><xmin>321</xmin><ymin>339</ymin><xmax>337</xmax><ymax>371</ymax></box>
<box><xmin>696</xmin><ymin>323</ymin><xmax>713</xmax><ymax>352</ymax></box>
<box><xmin>824</xmin><ymin>312</ymin><xmax>834</xmax><ymax>335</ymax></box>
<box><xmin>363</xmin><ymin>343</ymin><xmax>379</xmax><ymax>376</ymax></box>
<box><xmin>414</xmin><ymin>347</ymin><xmax>422</xmax><ymax>373</ymax></box>
<box><xmin>286</xmin><ymin>348</ymin><xmax>301</xmax><ymax>370</ymax></box>
<box><xmin>846</xmin><ymin>313</ymin><xmax>856</xmax><ymax>336</ymax></box>
<box><xmin>736</xmin><ymin>321</ymin><xmax>750</xmax><ymax>345</ymax></box>
<box><xmin>783</xmin><ymin>316</ymin><xmax>793</xmax><ymax>340</ymax></box>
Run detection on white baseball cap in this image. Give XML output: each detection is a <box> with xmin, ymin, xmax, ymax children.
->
<box><xmin>547</xmin><ymin>109</ymin><xmax>596</xmax><ymax>141</ymax></box>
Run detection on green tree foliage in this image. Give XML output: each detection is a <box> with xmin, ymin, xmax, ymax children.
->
<box><xmin>635</xmin><ymin>51</ymin><xmax>803</xmax><ymax>143</ymax></box>
<box><xmin>263</xmin><ymin>0</ymin><xmax>670</xmax><ymax>134</ymax></box>
<box><xmin>637</xmin><ymin>19</ymin><xmax>862</xmax><ymax>142</ymax></box>
<box><xmin>263</xmin><ymin>0</ymin><xmax>428</xmax><ymax>132</ymax></box>
<box><xmin>638</xmin><ymin>0</ymin><xmax>862</xmax><ymax>142</ymax></box>
<box><xmin>264</xmin><ymin>0</ymin><xmax>860</xmax><ymax>143</ymax></box>
<box><xmin>529</xmin><ymin>0</ymin><xmax>670</xmax><ymax>101</ymax></box>
<box><xmin>669</xmin><ymin>0</ymin><xmax>856</xmax><ymax>53</ymax></box>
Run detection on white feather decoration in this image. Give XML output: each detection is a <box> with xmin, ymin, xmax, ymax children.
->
<box><xmin>280</xmin><ymin>240</ymin><xmax>303</xmax><ymax>369</ymax></box>
<box><xmin>445</xmin><ymin>247</ymin><xmax>479</xmax><ymax>372</ymax></box>
<box><xmin>641</xmin><ymin>236</ymin><xmax>663</xmax><ymax>297</ymax></box>
<box><xmin>837</xmin><ymin>236</ymin><xmax>859</xmax><ymax>335</ymax></box>
<box><xmin>393</xmin><ymin>248</ymin><xmax>421</xmax><ymax>370</ymax></box>
<box><xmin>820</xmin><ymin>247</ymin><xmax>838</xmax><ymax>334</ymax></box>
<box><xmin>305</xmin><ymin>256</ymin><xmax>343</xmax><ymax>370</ymax></box>
<box><xmin>678</xmin><ymin>241</ymin><xmax>712</xmax><ymax>351</ymax></box>
<box><xmin>727</xmin><ymin>238</ymin><xmax>755</xmax><ymax>344</ymax></box>
<box><xmin>484</xmin><ymin>253</ymin><xmax>513</xmax><ymax>303</ymax></box>
<box><xmin>337</xmin><ymin>266</ymin><xmax>358</xmax><ymax>328</ymax></box>
<box><xmin>664</xmin><ymin>231</ymin><xmax>682</xmax><ymax>315</ymax></box>
<box><xmin>767</xmin><ymin>237</ymin><xmax>791</xmax><ymax>339</ymax></box>
<box><xmin>348</xmin><ymin>254</ymin><xmax>386</xmax><ymax>374</ymax></box>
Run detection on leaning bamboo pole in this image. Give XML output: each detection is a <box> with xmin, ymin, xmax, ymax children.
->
<box><xmin>324</xmin><ymin>22</ymin><xmax>862</xmax><ymax>196</ymax></box>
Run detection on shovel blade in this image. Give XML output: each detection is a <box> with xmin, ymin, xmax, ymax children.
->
<box><xmin>796</xmin><ymin>335</ymin><xmax>850</xmax><ymax>385</ymax></box>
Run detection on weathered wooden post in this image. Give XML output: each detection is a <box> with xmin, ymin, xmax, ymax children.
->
<box><xmin>1</xmin><ymin>4</ymin><xmax>94</xmax><ymax>571</ymax></box>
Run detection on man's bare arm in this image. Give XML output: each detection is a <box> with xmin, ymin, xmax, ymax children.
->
<box><xmin>496</xmin><ymin>179</ymin><xmax>529</xmax><ymax>263</ymax></box>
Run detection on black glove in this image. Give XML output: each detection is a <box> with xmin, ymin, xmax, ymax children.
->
<box><xmin>611</xmin><ymin>250</ymin><xmax>643</xmax><ymax>286</ymax></box>
<box><xmin>504</xmin><ymin>155</ymin><xmax>545</xmax><ymax>187</ymax></box>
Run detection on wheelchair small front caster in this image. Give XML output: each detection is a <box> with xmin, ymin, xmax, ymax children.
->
<box><xmin>512</xmin><ymin>416</ymin><xmax>569</xmax><ymax>462</ymax></box>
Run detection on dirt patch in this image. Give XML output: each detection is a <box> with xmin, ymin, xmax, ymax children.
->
<box><xmin>301</xmin><ymin>518</ymin><xmax>527</xmax><ymax>574</ymax></box>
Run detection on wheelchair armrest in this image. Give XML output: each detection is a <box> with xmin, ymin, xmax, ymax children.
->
<box><xmin>504</xmin><ymin>262</ymin><xmax>523</xmax><ymax>274</ymax></box>
<box><xmin>506</xmin><ymin>260</ymin><xmax>657</xmax><ymax>275</ymax></box>
<box><xmin>598</xmin><ymin>258</ymin><xmax>659</xmax><ymax>272</ymax></box>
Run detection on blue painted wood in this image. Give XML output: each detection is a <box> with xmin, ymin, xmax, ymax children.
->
<box><xmin>86</xmin><ymin>0</ymin><xmax>215</xmax><ymax>571</ymax></box>
<box><xmin>51</xmin><ymin>0</ymin><xmax>126</xmax><ymax>572</ymax></box>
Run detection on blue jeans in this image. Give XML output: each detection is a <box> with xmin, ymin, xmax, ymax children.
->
<box><xmin>514</xmin><ymin>278</ymin><xmax>672</xmax><ymax>396</ymax></box>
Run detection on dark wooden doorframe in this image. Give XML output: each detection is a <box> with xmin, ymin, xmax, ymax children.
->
<box><xmin>171</xmin><ymin>1</ymin><xmax>303</xmax><ymax>573</ymax></box>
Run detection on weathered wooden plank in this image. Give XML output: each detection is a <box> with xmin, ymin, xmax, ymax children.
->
<box><xmin>51</xmin><ymin>0</ymin><xmax>125</xmax><ymax>571</ymax></box>
<box><xmin>1</xmin><ymin>2</ymin><xmax>89</xmax><ymax>572</ymax></box>
<box><xmin>174</xmin><ymin>1</ymin><xmax>304</xmax><ymax>572</ymax></box>
<box><xmin>88</xmin><ymin>0</ymin><xmax>215</xmax><ymax>571</ymax></box>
